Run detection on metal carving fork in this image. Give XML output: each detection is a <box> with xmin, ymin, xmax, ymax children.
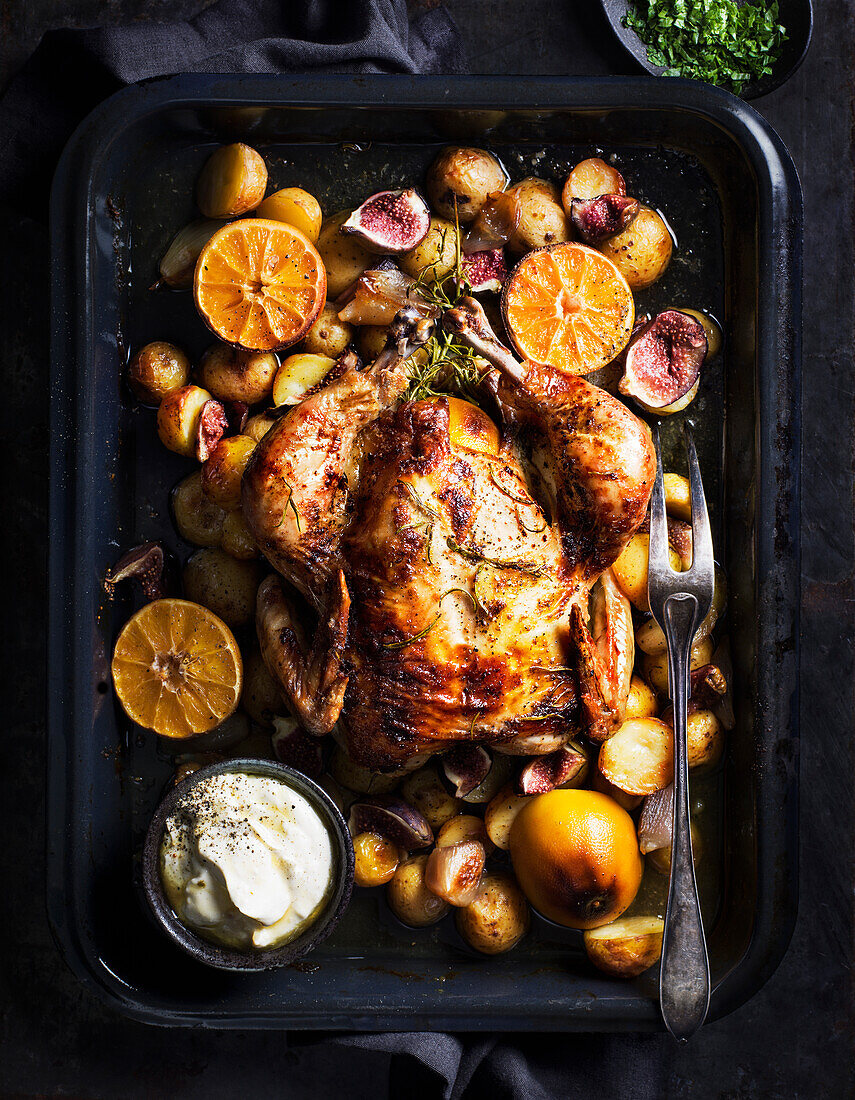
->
<box><xmin>647</xmin><ymin>424</ymin><xmax>714</xmax><ymax>1040</ymax></box>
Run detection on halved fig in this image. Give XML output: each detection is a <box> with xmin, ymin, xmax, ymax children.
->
<box><xmin>105</xmin><ymin>541</ymin><xmax>168</xmax><ymax>601</ymax></box>
<box><xmin>425</xmin><ymin>840</ymin><xmax>485</xmax><ymax>906</ymax></box>
<box><xmin>571</xmin><ymin>195</ymin><xmax>639</xmax><ymax>244</ymax></box>
<box><xmin>271</xmin><ymin>716</ymin><xmax>324</xmax><ymax>779</ymax></box>
<box><xmin>341</xmin><ymin>188</ymin><xmax>430</xmax><ymax>254</ymax></box>
<box><xmin>461</xmin><ymin>248</ymin><xmax>507</xmax><ymax>292</ymax></box>
<box><xmin>638</xmin><ymin>513</ymin><xmax>693</xmax><ymax>570</ymax></box>
<box><xmin>463</xmin><ymin>189</ymin><xmax>522</xmax><ymax>254</ymax></box>
<box><xmin>442</xmin><ymin>744</ymin><xmax>492</xmax><ymax>798</ymax></box>
<box><xmin>618</xmin><ymin>310</ymin><xmax>707</xmax><ymax>414</ymax></box>
<box><xmin>461</xmin><ymin>751</ymin><xmax>515</xmax><ymax>805</ymax></box>
<box><xmin>516</xmin><ymin>743</ymin><xmax>588</xmax><ymax>795</ymax></box>
<box><xmin>690</xmin><ymin>663</ymin><xmax>729</xmax><ymax>709</ymax></box>
<box><xmin>195</xmin><ymin>398</ymin><xmax>228</xmax><ymax>462</ymax></box>
<box><xmin>348</xmin><ymin>794</ymin><xmax>434</xmax><ymax>849</ymax></box>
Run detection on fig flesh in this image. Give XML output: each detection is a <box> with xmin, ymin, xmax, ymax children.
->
<box><xmin>106</xmin><ymin>541</ymin><xmax>168</xmax><ymax>601</ymax></box>
<box><xmin>271</xmin><ymin>716</ymin><xmax>324</xmax><ymax>779</ymax></box>
<box><xmin>442</xmin><ymin>744</ymin><xmax>492</xmax><ymax>797</ymax></box>
<box><xmin>618</xmin><ymin>310</ymin><xmax>707</xmax><ymax>412</ymax></box>
<box><xmin>342</xmin><ymin>189</ymin><xmax>430</xmax><ymax>254</ymax></box>
<box><xmin>195</xmin><ymin>398</ymin><xmax>228</xmax><ymax>462</ymax></box>
<box><xmin>348</xmin><ymin>795</ymin><xmax>434</xmax><ymax>849</ymax></box>
<box><xmin>516</xmin><ymin>743</ymin><xmax>588</xmax><ymax>795</ymax></box>
<box><xmin>461</xmin><ymin>248</ymin><xmax>508</xmax><ymax>293</ymax></box>
<box><xmin>571</xmin><ymin>194</ymin><xmax>639</xmax><ymax>244</ymax></box>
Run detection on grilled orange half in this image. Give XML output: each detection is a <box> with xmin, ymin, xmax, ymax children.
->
<box><xmin>502</xmin><ymin>241</ymin><xmax>634</xmax><ymax>376</ymax></box>
<box><xmin>194</xmin><ymin>218</ymin><xmax>326</xmax><ymax>352</ymax></box>
<box><xmin>111</xmin><ymin>599</ymin><xmax>243</xmax><ymax>739</ymax></box>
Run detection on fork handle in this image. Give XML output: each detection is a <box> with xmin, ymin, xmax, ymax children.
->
<box><xmin>659</xmin><ymin>593</ymin><xmax>711</xmax><ymax>1041</ymax></box>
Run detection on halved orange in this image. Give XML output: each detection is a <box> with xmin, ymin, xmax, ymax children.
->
<box><xmin>111</xmin><ymin>599</ymin><xmax>243</xmax><ymax>739</ymax></box>
<box><xmin>502</xmin><ymin>242</ymin><xmax>634</xmax><ymax>376</ymax></box>
<box><xmin>194</xmin><ymin>218</ymin><xmax>326</xmax><ymax>352</ymax></box>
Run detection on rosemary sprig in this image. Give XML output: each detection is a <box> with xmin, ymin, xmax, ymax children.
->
<box><xmin>445</xmin><ymin>536</ymin><xmax>545</xmax><ymax>577</ymax></box>
<box><xmin>274</xmin><ymin>481</ymin><xmax>302</xmax><ymax>533</ymax></box>
<box><xmin>381</xmin><ymin>585</ymin><xmax>479</xmax><ymax>650</ymax></box>
<box><xmin>404</xmin><ymin>209</ymin><xmax>489</xmax><ymax>403</ymax></box>
<box><xmin>397</xmin><ymin>478</ymin><xmax>440</xmax><ymax>521</ymax></box>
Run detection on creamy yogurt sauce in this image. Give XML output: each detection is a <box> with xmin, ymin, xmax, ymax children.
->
<box><xmin>160</xmin><ymin>772</ymin><xmax>334</xmax><ymax>950</ymax></box>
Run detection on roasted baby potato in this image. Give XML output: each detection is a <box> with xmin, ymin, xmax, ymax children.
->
<box><xmin>611</xmin><ymin>533</ymin><xmax>681</xmax><ymax>612</ymax></box>
<box><xmin>353</xmin><ymin>831</ymin><xmax>401</xmax><ymax>888</ymax></box>
<box><xmin>171</xmin><ymin>470</ymin><xmax>226</xmax><ymax>547</ymax></box>
<box><xmin>599</xmin><ymin>205</ymin><xmax>673</xmax><ymax>290</ymax></box>
<box><xmin>317</xmin><ymin>210</ymin><xmax>373</xmax><ymax>297</ymax></box>
<box><xmin>455</xmin><ymin>872</ymin><xmax>530</xmax><ymax>954</ymax></box>
<box><xmin>426</xmin><ymin>146</ymin><xmax>507</xmax><ymax>223</ymax></box>
<box><xmin>356</xmin><ymin>325</ymin><xmax>388</xmax><ymax>364</ymax></box>
<box><xmin>197</xmin><ymin>142</ymin><xmax>268</xmax><ymax>218</ymax></box>
<box><xmin>401</xmin><ymin>765</ymin><xmax>461</xmax><ymax>831</ymax></box>
<box><xmin>256</xmin><ymin>186</ymin><xmax>322</xmax><ymax>242</ymax></box>
<box><xmin>436</xmin><ymin>813</ymin><xmax>494</xmax><ymax>854</ymax></box>
<box><xmin>642</xmin><ymin>636</ymin><xmax>715</xmax><ymax>696</ymax></box>
<box><xmin>196</xmin><ymin>343</ymin><xmax>278</xmax><ymax>405</ymax></box>
<box><xmin>200</xmin><ymin>435</ymin><xmax>256</xmax><ymax>510</ymax></box>
<box><xmin>625</xmin><ymin>675</ymin><xmax>659</xmax><ymax>720</ymax></box>
<box><xmin>127</xmin><ymin>341</ymin><xmax>190</xmax><ymax>405</ymax></box>
<box><xmin>583</xmin><ymin>915</ymin><xmax>664</xmax><ymax>978</ymax></box>
<box><xmin>506</xmin><ymin>178</ymin><xmax>569</xmax><ymax>252</ymax></box>
<box><xmin>302</xmin><ymin>304</ymin><xmax>354</xmax><ymax>358</ymax></box>
<box><xmin>387</xmin><ymin>854</ymin><xmax>450</xmax><ymax>927</ymax></box>
<box><xmin>240</xmin><ymin>645</ymin><xmax>284</xmax><ymax>727</ymax></box>
<box><xmin>562</xmin><ymin>158</ymin><xmax>626</xmax><ymax>207</ymax></box>
<box><xmin>399</xmin><ymin>215</ymin><xmax>459</xmax><ymax>282</ymax></box>
<box><xmin>272</xmin><ymin>353</ymin><xmax>336</xmax><ymax>406</ymax></box>
<box><xmin>182</xmin><ymin>548</ymin><xmax>260</xmax><ymax>629</ymax></box>
<box><xmin>663</xmin><ymin>472</ymin><xmax>692</xmax><ymax>522</ymax></box>
<box><xmin>679</xmin><ymin>708</ymin><xmax>725</xmax><ymax>771</ymax></box>
<box><xmin>220</xmin><ymin>509</ymin><xmax>259</xmax><ymax>560</ymax></box>
<box><xmin>156</xmin><ymin>384</ymin><xmax>213</xmax><ymax>457</ymax></box>
<box><xmin>243</xmin><ymin>411</ymin><xmax>279</xmax><ymax>443</ymax></box>
<box><xmin>592</xmin><ymin>767</ymin><xmax>643</xmax><ymax>812</ymax></box>
<box><xmin>329</xmin><ymin>744</ymin><xmax>404</xmax><ymax>795</ymax></box>
<box><xmin>598</xmin><ymin>718</ymin><xmax>673</xmax><ymax>796</ymax></box>
<box><xmin>484</xmin><ymin>783</ymin><xmax>531</xmax><ymax>850</ymax></box>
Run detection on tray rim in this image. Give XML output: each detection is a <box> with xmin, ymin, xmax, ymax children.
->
<box><xmin>48</xmin><ymin>72</ymin><xmax>801</xmax><ymax>1031</ymax></box>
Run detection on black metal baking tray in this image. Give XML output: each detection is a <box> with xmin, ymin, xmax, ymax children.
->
<box><xmin>48</xmin><ymin>75</ymin><xmax>800</xmax><ymax>1030</ymax></box>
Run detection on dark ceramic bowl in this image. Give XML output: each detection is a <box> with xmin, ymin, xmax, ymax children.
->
<box><xmin>142</xmin><ymin>758</ymin><xmax>354</xmax><ymax>971</ymax></box>
<box><xmin>599</xmin><ymin>0</ymin><xmax>813</xmax><ymax>99</ymax></box>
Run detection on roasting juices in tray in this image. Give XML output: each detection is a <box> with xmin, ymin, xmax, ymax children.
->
<box><xmin>110</xmin><ymin>139</ymin><xmax>731</xmax><ymax>973</ymax></box>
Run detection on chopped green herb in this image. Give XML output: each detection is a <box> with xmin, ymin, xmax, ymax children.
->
<box><xmin>623</xmin><ymin>0</ymin><xmax>787</xmax><ymax>94</ymax></box>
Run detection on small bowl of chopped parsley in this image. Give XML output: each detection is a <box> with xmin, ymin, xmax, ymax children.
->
<box><xmin>600</xmin><ymin>0</ymin><xmax>813</xmax><ymax>98</ymax></box>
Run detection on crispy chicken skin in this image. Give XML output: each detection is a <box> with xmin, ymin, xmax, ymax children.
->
<box><xmin>244</xmin><ymin>303</ymin><xmax>654</xmax><ymax>769</ymax></box>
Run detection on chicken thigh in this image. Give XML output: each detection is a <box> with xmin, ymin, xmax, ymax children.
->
<box><xmin>243</xmin><ymin>302</ymin><xmax>655</xmax><ymax>770</ymax></box>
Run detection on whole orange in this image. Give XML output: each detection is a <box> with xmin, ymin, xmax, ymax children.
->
<box><xmin>508</xmin><ymin>789</ymin><xmax>643</xmax><ymax>929</ymax></box>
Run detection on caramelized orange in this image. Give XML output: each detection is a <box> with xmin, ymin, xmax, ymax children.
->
<box><xmin>111</xmin><ymin>599</ymin><xmax>243</xmax><ymax>739</ymax></box>
<box><xmin>502</xmin><ymin>242</ymin><xmax>634</xmax><ymax>376</ymax></box>
<box><xmin>446</xmin><ymin>396</ymin><xmax>500</xmax><ymax>455</ymax></box>
<box><xmin>508</xmin><ymin>788</ymin><xmax>643</xmax><ymax>929</ymax></box>
<box><xmin>194</xmin><ymin>219</ymin><xmax>326</xmax><ymax>352</ymax></box>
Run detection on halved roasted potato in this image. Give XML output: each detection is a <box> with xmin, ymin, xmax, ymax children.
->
<box><xmin>583</xmin><ymin>915</ymin><xmax>664</xmax><ymax>977</ymax></box>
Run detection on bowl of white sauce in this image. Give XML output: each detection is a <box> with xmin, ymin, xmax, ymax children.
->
<box><xmin>142</xmin><ymin>759</ymin><xmax>354</xmax><ymax>970</ymax></box>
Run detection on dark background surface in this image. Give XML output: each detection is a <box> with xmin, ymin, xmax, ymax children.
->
<box><xmin>1</xmin><ymin>1</ymin><xmax>853</xmax><ymax>1097</ymax></box>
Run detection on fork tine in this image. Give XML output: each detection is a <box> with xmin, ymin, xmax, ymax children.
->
<box><xmin>683</xmin><ymin>424</ymin><xmax>715</xmax><ymax>594</ymax></box>
<box><xmin>648</xmin><ymin>425</ymin><xmax>673</xmax><ymax>579</ymax></box>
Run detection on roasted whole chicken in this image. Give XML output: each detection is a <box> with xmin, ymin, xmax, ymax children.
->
<box><xmin>243</xmin><ymin>301</ymin><xmax>656</xmax><ymax>770</ymax></box>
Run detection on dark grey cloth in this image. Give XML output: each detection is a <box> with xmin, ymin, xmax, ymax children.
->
<box><xmin>0</xmin><ymin>0</ymin><xmax>466</xmax><ymax>214</ymax></box>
